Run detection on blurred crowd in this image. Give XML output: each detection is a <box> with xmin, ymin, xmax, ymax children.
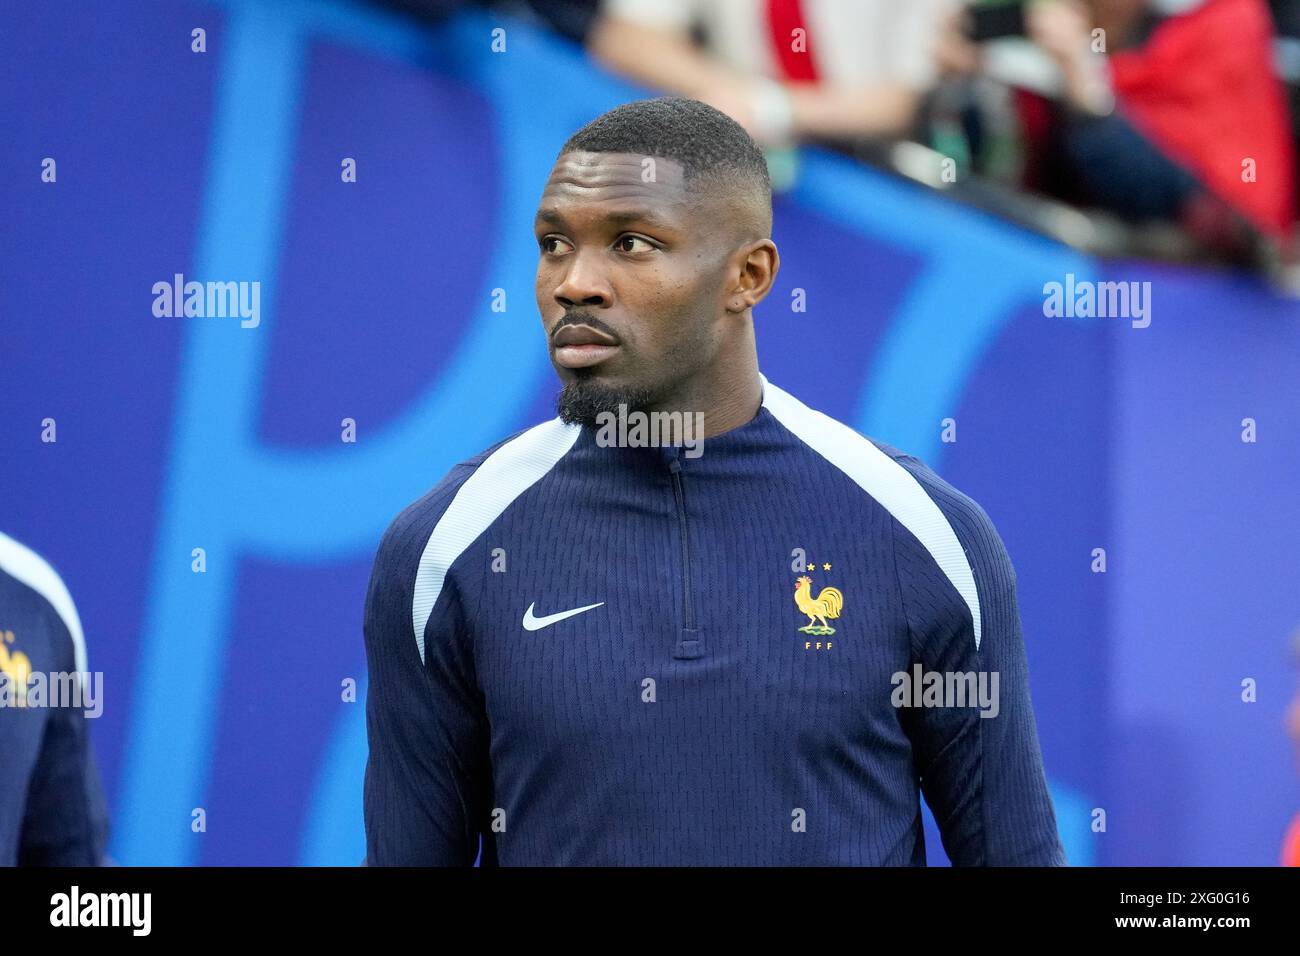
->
<box><xmin>383</xmin><ymin>0</ymin><xmax>1300</xmax><ymax>283</ymax></box>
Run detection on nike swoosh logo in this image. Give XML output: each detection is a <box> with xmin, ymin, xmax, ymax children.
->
<box><xmin>522</xmin><ymin>601</ymin><xmax>604</xmax><ymax>631</ymax></box>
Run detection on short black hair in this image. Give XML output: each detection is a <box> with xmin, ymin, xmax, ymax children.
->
<box><xmin>558</xmin><ymin>96</ymin><xmax>772</xmax><ymax>238</ymax></box>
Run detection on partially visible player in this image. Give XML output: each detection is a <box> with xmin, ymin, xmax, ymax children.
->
<box><xmin>1284</xmin><ymin>627</ymin><xmax>1300</xmax><ymax>867</ymax></box>
<box><xmin>0</xmin><ymin>531</ymin><xmax>109</xmax><ymax>866</ymax></box>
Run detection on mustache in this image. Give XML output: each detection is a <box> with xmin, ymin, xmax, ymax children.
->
<box><xmin>549</xmin><ymin>312</ymin><xmax>620</xmax><ymax>341</ymax></box>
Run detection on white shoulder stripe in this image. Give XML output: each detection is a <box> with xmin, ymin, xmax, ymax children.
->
<box><xmin>412</xmin><ymin>418</ymin><xmax>581</xmax><ymax>663</ymax></box>
<box><xmin>0</xmin><ymin>531</ymin><xmax>88</xmax><ymax>673</ymax></box>
<box><xmin>760</xmin><ymin>376</ymin><xmax>983</xmax><ymax>649</ymax></box>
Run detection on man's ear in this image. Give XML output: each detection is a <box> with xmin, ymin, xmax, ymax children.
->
<box><xmin>727</xmin><ymin>239</ymin><xmax>779</xmax><ymax>313</ymax></box>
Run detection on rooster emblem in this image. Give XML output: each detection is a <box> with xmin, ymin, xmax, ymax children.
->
<box><xmin>0</xmin><ymin>630</ymin><xmax>32</xmax><ymax>706</ymax></box>
<box><xmin>794</xmin><ymin>575</ymin><xmax>843</xmax><ymax>635</ymax></box>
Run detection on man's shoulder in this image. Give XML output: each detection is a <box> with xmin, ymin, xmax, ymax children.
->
<box><xmin>764</xmin><ymin>379</ymin><xmax>1004</xmax><ymax>551</ymax></box>
<box><xmin>859</xmin><ymin>437</ymin><xmax>1015</xmax><ymax>649</ymax></box>
<box><xmin>762</xmin><ymin>379</ymin><xmax>1006</xmax><ymax>646</ymax></box>
<box><xmin>0</xmin><ymin>531</ymin><xmax>86</xmax><ymax>673</ymax></box>
<box><xmin>866</xmin><ymin>439</ymin><xmax>1001</xmax><ymax>539</ymax></box>
<box><xmin>373</xmin><ymin>417</ymin><xmax>582</xmax><ymax>567</ymax></box>
<box><xmin>869</xmin><ymin>440</ymin><xmax>1010</xmax><ymax>574</ymax></box>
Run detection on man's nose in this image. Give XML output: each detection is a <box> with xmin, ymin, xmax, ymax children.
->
<box><xmin>553</xmin><ymin>249</ymin><xmax>610</xmax><ymax>307</ymax></box>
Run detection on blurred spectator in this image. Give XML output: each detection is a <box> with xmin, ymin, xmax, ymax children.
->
<box><xmin>382</xmin><ymin>0</ymin><xmax>1300</xmax><ymax>268</ymax></box>
<box><xmin>587</xmin><ymin>0</ymin><xmax>959</xmax><ymax>154</ymax></box>
<box><xmin>991</xmin><ymin>0</ymin><xmax>1297</xmax><ymax>260</ymax></box>
<box><xmin>1272</xmin><ymin>0</ymin><xmax>1300</xmax><ymax>193</ymax></box>
<box><xmin>491</xmin><ymin>0</ymin><xmax>601</xmax><ymax>43</ymax></box>
<box><xmin>379</xmin><ymin>0</ymin><xmax>601</xmax><ymax>44</ymax></box>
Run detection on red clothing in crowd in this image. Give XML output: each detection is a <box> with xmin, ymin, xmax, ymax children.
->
<box><xmin>1108</xmin><ymin>0</ymin><xmax>1297</xmax><ymax>239</ymax></box>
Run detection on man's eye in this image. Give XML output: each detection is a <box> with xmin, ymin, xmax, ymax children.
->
<box><xmin>540</xmin><ymin>236</ymin><xmax>571</xmax><ymax>254</ymax></box>
<box><xmin>616</xmin><ymin>235</ymin><xmax>655</xmax><ymax>254</ymax></box>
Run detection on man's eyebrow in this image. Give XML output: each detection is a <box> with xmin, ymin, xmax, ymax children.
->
<box><xmin>534</xmin><ymin>207</ymin><xmax>677</xmax><ymax>230</ymax></box>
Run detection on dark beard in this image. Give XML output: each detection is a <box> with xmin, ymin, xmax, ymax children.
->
<box><xmin>556</xmin><ymin>375</ymin><xmax>657</xmax><ymax>428</ymax></box>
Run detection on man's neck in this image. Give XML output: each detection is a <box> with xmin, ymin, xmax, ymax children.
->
<box><xmin>648</xmin><ymin>361</ymin><xmax>763</xmax><ymax>439</ymax></box>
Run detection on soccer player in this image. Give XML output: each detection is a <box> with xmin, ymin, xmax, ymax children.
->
<box><xmin>363</xmin><ymin>97</ymin><xmax>1065</xmax><ymax>866</ymax></box>
<box><xmin>0</xmin><ymin>531</ymin><xmax>109</xmax><ymax>866</ymax></box>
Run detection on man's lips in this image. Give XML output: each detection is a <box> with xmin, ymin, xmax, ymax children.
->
<box><xmin>552</xmin><ymin>323</ymin><xmax>620</xmax><ymax>369</ymax></box>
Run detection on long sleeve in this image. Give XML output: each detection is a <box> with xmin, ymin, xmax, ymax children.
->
<box><xmin>889</xmin><ymin>455</ymin><xmax>1067</xmax><ymax>867</ymax></box>
<box><xmin>362</xmin><ymin>502</ymin><xmax>496</xmax><ymax>866</ymax></box>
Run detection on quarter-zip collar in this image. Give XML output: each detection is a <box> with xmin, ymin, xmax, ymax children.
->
<box><xmin>569</xmin><ymin>371</ymin><xmax>774</xmax><ymax>466</ymax></box>
<box><xmin>561</xmin><ymin>375</ymin><xmax>781</xmax><ymax>662</ymax></box>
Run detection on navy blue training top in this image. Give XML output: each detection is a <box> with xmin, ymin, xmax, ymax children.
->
<box><xmin>0</xmin><ymin>532</ymin><xmax>108</xmax><ymax>866</ymax></box>
<box><xmin>363</xmin><ymin>377</ymin><xmax>1065</xmax><ymax>866</ymax></box>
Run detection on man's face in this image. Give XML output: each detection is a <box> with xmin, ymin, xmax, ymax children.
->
<box><xmin>534</xmin><ymin>151</ymin><xmax>732</xmax><ymax>423</ymax></box>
